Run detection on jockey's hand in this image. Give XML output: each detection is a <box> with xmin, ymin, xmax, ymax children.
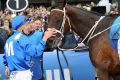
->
<box><xmin>5</xmin><ymin>66</ymin><xmax>10</xmax><ymax>77</ymax></box>
<box><xmin>43</xmin><ymin>28</ymin><xmax>57</xmax><ymax>41</ymax></box>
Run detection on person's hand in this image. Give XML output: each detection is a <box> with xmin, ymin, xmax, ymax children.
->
<box><xmin>5</xmin><ymin>66</ymin><xmax>10</xmax><ymax>77</ymax></box>
<box><xmin>43</xmin><ymin>28</ymin><xmax>57</xmax><ymax>41</ymax></box>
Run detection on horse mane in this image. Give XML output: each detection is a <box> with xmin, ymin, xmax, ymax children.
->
<box><xmin>72</xmin><ymin>5</ymin><xmax>118</xmax><ymax>19</ymax></box>
<box><xmin>64</xmin><ymin>4</ymin><xmax>118</xmax><ymax>39</ymax></box>
<box><xmin>73</xmin><ymin>6</ymin><xmax>104</xmax><ymax>16</ymax></box>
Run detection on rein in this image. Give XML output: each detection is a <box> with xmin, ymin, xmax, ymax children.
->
<box><xmin>82</xmin><ymin>16</ymin><xmax>105</xmax><ymax>43</ymax></box>
<box><xmin>51</xmin><ymin>8</ymin><xmax>69</xmax><ymax>37</ymax></box>
<box><xmin>51</xmin><ymin>8</ymin><xmax>73</xmax><ymax>80</ymax></box>
<box><xmin>82</xmin><ymin>16</ymin><xmax>111</xmax><ymax>43</ymax></box>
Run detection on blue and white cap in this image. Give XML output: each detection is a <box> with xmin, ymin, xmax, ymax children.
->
<box><xmin>12</xmin><ymin>16</ymin><xmax>26</xmax><ymax>30</ymax></box>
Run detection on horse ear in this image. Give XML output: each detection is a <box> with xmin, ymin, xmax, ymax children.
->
<box><xmin>61</xmin><ymin>0</ymin><xmax>67</xmax><ymax>7</ymax></box>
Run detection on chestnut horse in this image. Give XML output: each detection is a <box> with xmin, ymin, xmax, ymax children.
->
<box><xmin>47</xmin><ymin>4</ymin><xmax>120</xmax><ymax>80</ymax></box>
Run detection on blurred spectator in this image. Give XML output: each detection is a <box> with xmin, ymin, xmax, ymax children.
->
<box><xmin>97</xmin><ymin>0</ymin><xmax>111</xmax><ymax>14</ymax></box>
<box><xmin>110</xmin><ymin>1</ymin><xmax>119</xmax><ymax>14</ymax></box>
<box><xmin>76</xmin><ymin>3</ymin><xmax>82</xmax><ymax>8</ymax></box>
<box><xmin>1</xmin><ymin>19</ymin><xmax>12</xmax><ymax>35</ymax></box>
<box><xmin>90</xmin><ymin>2</ymin><xmax>96</xmax><ymax>7</ymax></box>
<box><xmin>0</xmin><ymin>18</ymin><xmax>3</xmax><ymax>27</ymax></box>
<box><xmin>0</xmin><ymin>28</ymin><xmax>10</xmax><ymax>54</ymax></box>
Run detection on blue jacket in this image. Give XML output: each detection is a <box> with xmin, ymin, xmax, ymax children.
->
<box><xmin>27</xmin><ymin>31</ymin><xmax>43</xmax><ymax>80</ymax></box>
<box><xmin>110</xmin><ymin>16</ymin><xmax>120</xmax><ymax>39</ymax></box>
<box><xmin>3</xmin><ymin>31</ymin><xmax>46</xmax><ymax>71</ymax></box>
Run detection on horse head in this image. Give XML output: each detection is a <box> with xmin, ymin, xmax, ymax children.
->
<box><xmin>47</xmin><ymin>4</ymin><xmax>98</xmax><ymax>49</ymax></box>
<box><xmin>47</xmin><ymin>5</ymin><xmax>70</xmax><ymax>49</ymax></box>
<box><xmin>47</xmin><ymin>4</ymin><xmax>114</xmax><ymax>49</ymax></box>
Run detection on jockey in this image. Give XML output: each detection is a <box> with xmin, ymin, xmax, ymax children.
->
<box><xmin>16</xmin><ymin>18</ymin><xmax>44</xmax><ymax>80</ymax></box>
<box><xmin>3</xmin><ymin>16</ymin><xmax>56</xmax><ymax>80</ymax></box>
<box><xmin>110</xmin><ymin>16</ymin><xmax>120</xmax><ymax>60</ymax></box>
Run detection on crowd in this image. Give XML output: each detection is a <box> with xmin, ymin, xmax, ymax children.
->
<box><xmin>0</xmin><ymin>5</ymin><xmax>50</xmax><ymax>52</ymax></box>
<box><xmin>76</xmin><ymin>1</ymin><xmax>119</xmax><ymax>15</ymax></box>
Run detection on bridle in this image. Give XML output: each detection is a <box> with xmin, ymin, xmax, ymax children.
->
<box><xmin>51</xmin><ymin>8</ymin><xmax>72</xmax><ymax>37</ymax></box>
<box><xmin>51</xmin><ymin>8</ymin><xmax>73</xmax><ymax>50</ymax></box>
<box><xmin>50</xmin><ymin>8</ymin><xmax>74</xmax><ymax>80</ymax></box>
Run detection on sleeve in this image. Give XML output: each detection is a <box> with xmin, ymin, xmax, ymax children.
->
<box><xmin>19</xmin><ymin>36</ymin><xmax>46</xmax><ymax>57</ymax></box>
<box><xmin>3</xmin><ymin>54</ymin><xmax>8</xmax><ymax>67</ymax></box>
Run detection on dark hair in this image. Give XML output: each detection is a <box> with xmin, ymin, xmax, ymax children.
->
<box><xmin>24</xmin><ymin>11</ymin><xmax>28</xmax><ymax>16</ymax></box>
<box><xmin>34</xmin><ymin>14</ymin><xmax>43</xmax><ymax>21</ymax></box>
<box><xmin>0</xmin><ymin>28</ymin><xmax>9</xmax><ymax>53</ymax></box>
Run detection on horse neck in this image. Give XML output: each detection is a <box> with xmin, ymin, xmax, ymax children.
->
<box><xmin>65</xmin><ymin>5</ymin><xmax>102</xmax><ymax>38</ymax></box>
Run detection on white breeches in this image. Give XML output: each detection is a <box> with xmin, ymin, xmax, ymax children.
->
<box><xmin>10</xmin><ymin>69</ymin><xmax>33</xmax><ymax>80</ymax></box>
<box><xmin>118</xmin><ymin>39</ymin><xmax>120</xmax><ymax>60</ymax></box>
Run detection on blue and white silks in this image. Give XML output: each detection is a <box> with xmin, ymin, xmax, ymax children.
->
<box><xmin>110</xmin><ymin>16</ymin><xmax>120</xmax><ymax>51</ymax></box>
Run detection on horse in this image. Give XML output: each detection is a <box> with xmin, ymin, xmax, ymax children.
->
<box><xmin>46</xmin><ymin>4</ymin><xmax>120</xmax><ymax>80</ymax></box>
<box><xmin>0</xmin><ymin>28</ymin><xmax>11</xmax><ymax>54</ymax></box>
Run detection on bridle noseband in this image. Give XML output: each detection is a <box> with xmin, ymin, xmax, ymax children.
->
<box><xmin>51</xmin><ymin>8</ymin><xmax>73</xmax><ymax>50</ymax></box>
<box><xmin>51</xmin><ymin>8</ymin><xmax>70</xmax><ymax>37</ymax></box>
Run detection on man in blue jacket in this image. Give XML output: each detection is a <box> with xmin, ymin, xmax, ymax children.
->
<box><xmin>26</xmin><ymin>18</ymin><xmax>45</xmax><ymax>80</ymax></box>
<box><xmin>18</xmin><ymin>18</ymin><xmax>44</xmax><ymax>80</ymax></box>
<box><xmin>3</xmin><ymin>16</ymin><xmax>56</xmax><ymax>80</ymax></box>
